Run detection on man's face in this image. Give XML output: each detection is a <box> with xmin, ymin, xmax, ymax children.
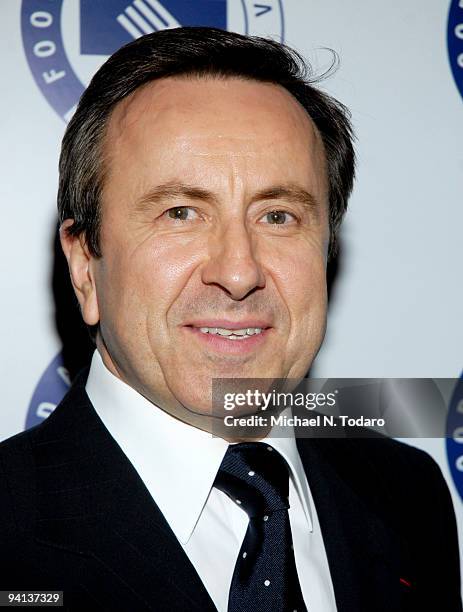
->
<box><xmin>66</xmin><ymin>76</ymin><xmax>330</xmax><ymax>424</ymax></box>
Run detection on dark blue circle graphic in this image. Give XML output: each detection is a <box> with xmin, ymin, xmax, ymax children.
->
<box><xmin>26</xmin><ymin>352</ymin><xmax>70</xmax><ymax>429</ymax></box>
<box><xmin>21</xmin><ymin>0</ymin><xmax>85</xmax><ymax>120</ymax></box>
<box><xmin>448</xmin><ymin>0</ymin><xmax>463</xmax><ymax>102</ymax></box>
<box><xmin>446</xmin><ymin>373</ymin><xmax>463</xmax><ymax>502</ymax></box>
<box><xmin>21</xmin><ymin>0</ymin><xmax>285</xmax><ymax>121</ymax></box>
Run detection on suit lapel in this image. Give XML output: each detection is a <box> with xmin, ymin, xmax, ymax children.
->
<box><xmin>296</xmin><ymin>436</ymin><xmax>407</xmax><ymax>612</ymax></box>
<box><xmin>32</xmin><ymin>370</ymin><xmax>217</xmax><ymax>611</ymax></box>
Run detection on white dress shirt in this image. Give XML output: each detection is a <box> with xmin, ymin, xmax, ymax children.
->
<box><xmin>85</xmin><ymin>349</ymin><xmax>337</xmax><ymax>612</ymax></box>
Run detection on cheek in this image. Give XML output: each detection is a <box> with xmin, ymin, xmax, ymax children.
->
<box><xmin>266</xmin><ymin>238</ymin><xmax>327</xmax><ymax>308</ymax></box>
<box><xmin>265</xmin><ymin>238</ymin><xmax>327</xmax><ymax>352</ymax></box>
<box><xmin>100</xmin><ymin>234</ymin><xmax>205</xmax><ymax>333</ymax></box>
<box><xmin>290</xmin><ymin>255</ymin><xmax>326</xmax><ymax>310</ymax></box>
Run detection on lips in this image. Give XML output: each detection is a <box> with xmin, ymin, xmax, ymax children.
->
<box><xmin>182</xmin><ymin>320</ymin><xmax>272</xmax><ymax>354</ymax></box>
<box><xmin>198</xmin><ymin>327</ymin><xmax>262</xmax><ymax>339</ymax></box>
<box><xmin>183</xmin><ymin>319</ymin><xmax>272</xmax><ymax>330</ymax></box>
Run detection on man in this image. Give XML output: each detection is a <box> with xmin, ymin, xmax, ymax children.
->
<box><xmin>0</xmin><ymin>27</ymin><xmax>460</xmax><ymax>611</ymax></box>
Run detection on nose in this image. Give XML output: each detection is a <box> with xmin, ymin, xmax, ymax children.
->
<box><xmin>201</xmin><ymin>219</ymin><xmax>266</xmax><ymax>300</ymax></box>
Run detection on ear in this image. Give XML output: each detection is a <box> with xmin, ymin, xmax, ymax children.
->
<box><xmin>59</xmin><ymin>219</ymin><xmax>100</xmax><ymax>326</ymax></box>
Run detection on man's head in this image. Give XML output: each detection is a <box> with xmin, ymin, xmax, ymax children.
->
<box><xmin>58</xmin><ymin>27</ymin><xmax>355</xmax><ymax>427</ymax></box>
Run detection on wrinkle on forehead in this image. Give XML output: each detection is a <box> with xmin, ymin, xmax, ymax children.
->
<box><xmin>105</xmin><ymin>76</ymin><xmax>323</xmax><ymax>155</ymax></box>
<box><xmin>101</xmin><ymin>75</ymin><xmax>329</xmax><ymax>212</ymax></box>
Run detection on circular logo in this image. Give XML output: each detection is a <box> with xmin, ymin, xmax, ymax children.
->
<box><xmin>26</xmin><ymin>352</ymin><xmax>71</xmax><ymax>429</ymax></box>
<box><xmin>21</xmin><ymin>0</ymin><xmax>285</xmax><ymax>121</ymax></box>
<box><xmin>446</xmin><ymin>374</ymin><xmax>463</xmax><ymax>502</ymax></box>
<box><xmin>448</xmin><ymin>0</ymin><xmax>463</xmax><ymax>101</ymax></box>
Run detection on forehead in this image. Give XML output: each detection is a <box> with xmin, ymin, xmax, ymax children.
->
<box><xmin>103</xmin><ymin>76</ymin><xmax>327</xmax><ymax>195</ymax></box>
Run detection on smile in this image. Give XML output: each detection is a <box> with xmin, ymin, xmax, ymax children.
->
<box><xmin>183</xmin><ymin>322</ymin><xmax>272</xmax><ymax>354</ymax></box>
<box><xmin>198</xmin><ymin>327</ymin><xmax>263</xmax><ymax>340</ymax></box>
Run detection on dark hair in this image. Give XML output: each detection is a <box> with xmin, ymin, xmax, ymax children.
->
<box><xmin>58</xmin><ymin>26</ymin><xmax>355</xmax><ymax>260</ymax></box>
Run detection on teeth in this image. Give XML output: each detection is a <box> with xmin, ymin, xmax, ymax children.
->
<box><xmin>217</xmin><ymin>328</ymin><xmax>233</xmax><ymax>336</ymax></box>
<box><xmin>198</xmin><ymin>326</ymin><xmax>263</xmax><ymax>339</ymax></box>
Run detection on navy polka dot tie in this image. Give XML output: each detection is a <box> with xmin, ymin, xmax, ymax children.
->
<box><xmin>214</xmin><ymin>442</ymin><xmax>307</xmax><ymax>612</ymax></box>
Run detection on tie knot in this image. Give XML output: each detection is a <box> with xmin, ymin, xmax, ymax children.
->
<box><xmin>214</xmin><ymin>442</ymin><xmax>290</xmax><ymax>517</ymax></box>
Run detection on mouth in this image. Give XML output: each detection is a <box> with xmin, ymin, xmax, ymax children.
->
<box><xmin>182</xmin><ymin>320</ymin><xmax>273</xmax><ymax>354</ymax></box>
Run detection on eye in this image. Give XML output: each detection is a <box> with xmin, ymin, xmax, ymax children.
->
<box><xmin>260</xmin><ymin>210</ymin><xmax>297</xmax><ymax>225</ymax></box>
<box><xmin>165</xmin><ymin>206</ymin><xmax>198</xmax><ymax>221</ymax></box>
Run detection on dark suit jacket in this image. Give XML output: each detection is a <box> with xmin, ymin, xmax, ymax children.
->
<box><xmin>0</xmin><ymin>368</ymin><xmax>461</xmax><ymax>612</ymax></box>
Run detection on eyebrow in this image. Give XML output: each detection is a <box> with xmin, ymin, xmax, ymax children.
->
<box><xmin>132</xmin><ymin>181</ymin><xmax>321</xmax><ymax>218</ymax></box>
<box><xmin>252</xmin><ymin>185</ymin><xmax>321</xmax><ymax>217</ymax></box>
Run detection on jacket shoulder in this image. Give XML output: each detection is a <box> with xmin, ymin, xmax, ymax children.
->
<box><xmin>309</xmin><ymin>434</ymin><xmax>453</xmax><ymax>504</ymax></box>
<box><xmin>0</xmin><ymin>425</ymin><xmax>38</xmax><ymax>547</ymax></box>
<box><xmin>0</xmin><ymin>367</ymin><xmax>90</xmax><ymax>538</ymax></box>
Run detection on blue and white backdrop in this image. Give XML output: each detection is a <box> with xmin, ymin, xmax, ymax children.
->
<box><xmin>1</xmin><ymin>0</ymin><xmax>462</xmax><ymax>589</ymax></box>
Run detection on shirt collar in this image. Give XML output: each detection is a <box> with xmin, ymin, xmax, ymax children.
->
<box><xmin>85</xmin><ymin>350</ymin><xmax>312</xmax><ymax>545</ymax></box>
